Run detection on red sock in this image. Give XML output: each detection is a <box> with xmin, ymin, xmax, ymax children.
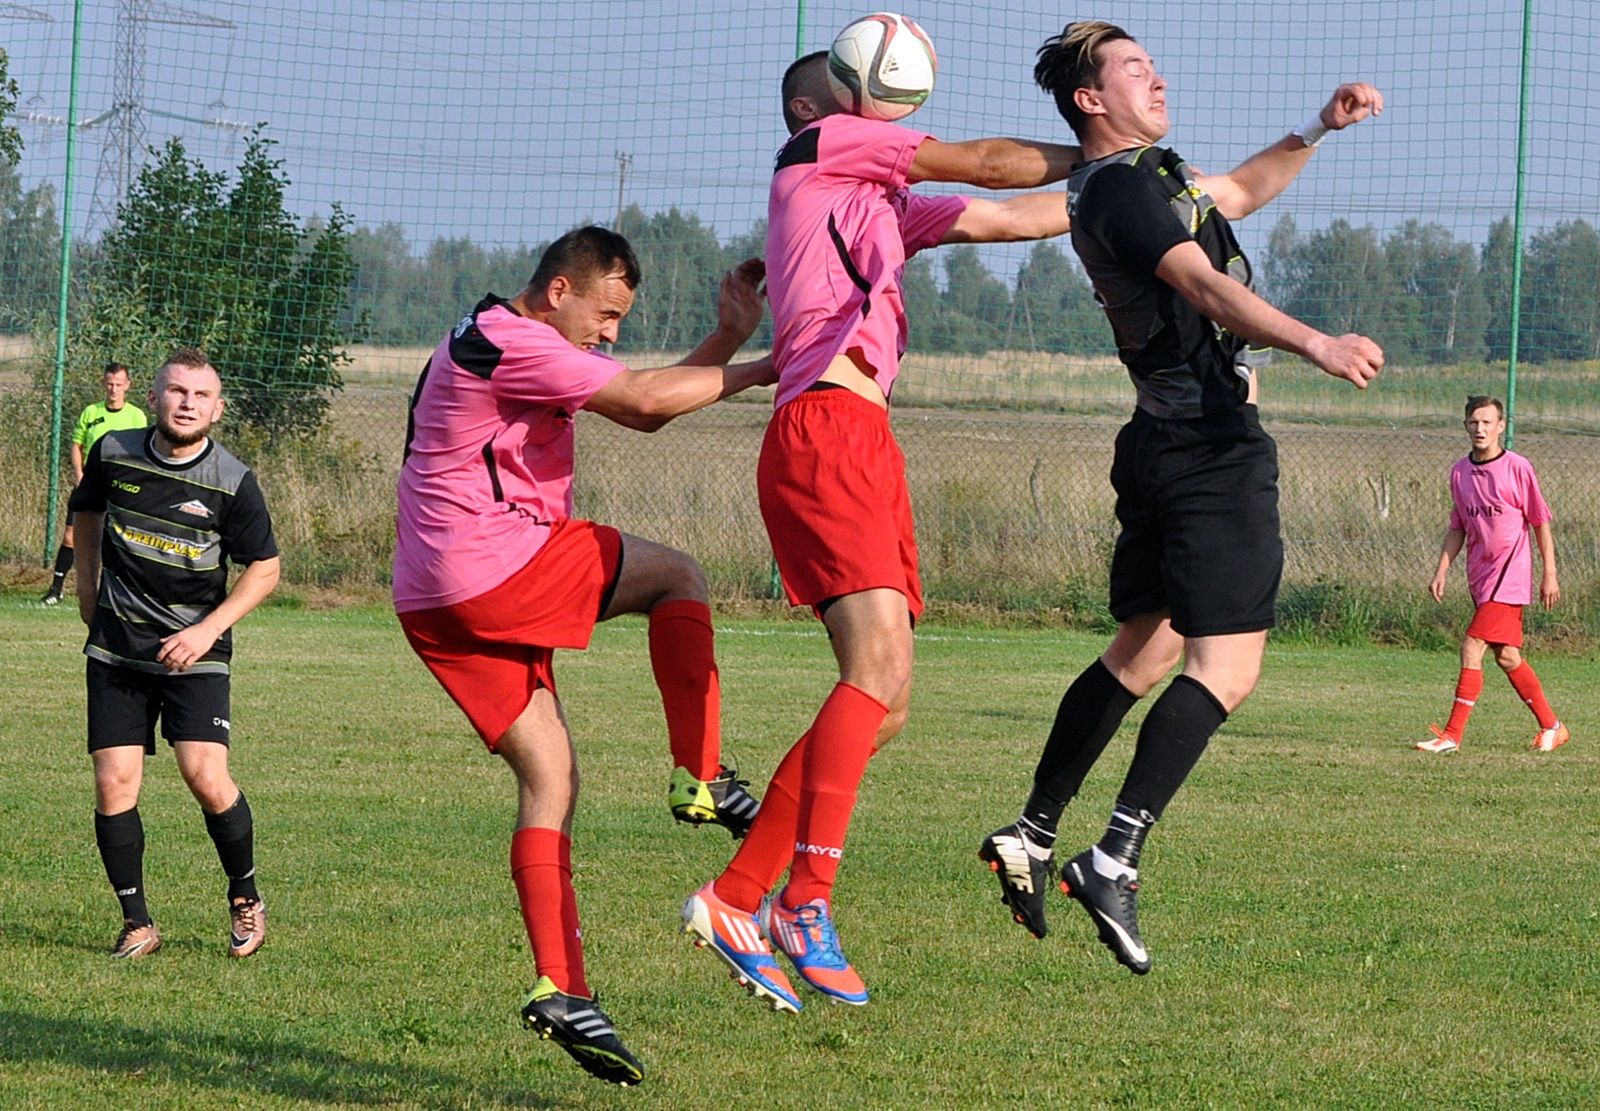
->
<box><xmin>783</xmin><ymin>684</ymin><xmax>889</xmax><ymax>907</ymax></box>
<box><xmin>1443</xmin><ymin>667</ymin><xmax>1483</xmax><ymax>740</ymax></box>
<box><xmin>511</xmin><ymin>827</ymin><xmax>589</xmax><ymax>997</ymax></box>
<box><xmin>714</xmin><ymin>732</ymin><xmax>808</xmax><ymax>913</ymax></box>
<box><xmin>1506</xmin><ymin>662</ymin><xmax>1558</xmax><ymax>729</ymax></box>
<box><xmin>649</xmin><ymin>599</ymin><xmax>720</xmax><ymax>780</ymax></box>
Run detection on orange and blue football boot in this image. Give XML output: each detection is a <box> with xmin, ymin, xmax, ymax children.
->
<box><xmin>681</xmin><ymin>883</ymin><xmax>802</xmax><ymax>1013</ymax></box>
<box><xmin>763</xmin><ymin>896</ymin><xmax>869</xmax><ymax>1006</ymax></box>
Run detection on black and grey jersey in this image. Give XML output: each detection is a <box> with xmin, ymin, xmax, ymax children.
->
<box><xmin>70</xmin><ymin>428</ymin><xmax>278</xmax><ymax>675</ymax></box>
<box><xmin>1067</xmin><ymin>145</ymin><xmax>1269</xmax><ymax>420</ymax></box>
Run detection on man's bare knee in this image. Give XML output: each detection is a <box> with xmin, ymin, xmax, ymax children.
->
<box><xmin>874</xmin><ymin>704</ymin><xmax>910</xmax><ymax>750</ymax></box>
<box><xmin>181</xmin><ymin>766</ymin><xmax>237</xmax><ymax>812</ymax></box>
<box><xmin>93</xmin><ymin>760</ymin><xmax>141</xmax><ymax>812</ymax></box>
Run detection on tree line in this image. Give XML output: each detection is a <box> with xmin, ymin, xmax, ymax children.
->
<box><xmin>326</xmin><ymin>204</ymin><xmax>1600</xmax><ymax>363</ymax></box>
<box><xmin>6</xmin><ymin>172</ymin><xmax>1600</xmax><ymax>376</ymax></box>
<box><xmin>2</xmin><ymin>132</ymin><xmax>1598</xmax><ymax>449</ymax></box>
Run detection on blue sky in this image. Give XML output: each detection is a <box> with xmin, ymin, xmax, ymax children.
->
<box><xmin>7</xmin><ymin>0</ymin><xmax>1598</xmax><ymax>276</ymax></box>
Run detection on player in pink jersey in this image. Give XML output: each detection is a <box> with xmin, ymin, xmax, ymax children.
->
<box><xmin>1417</xmin><ymin>395</ymin><xmax>1568</xmax><ymax>755</ymax></box>
<box><xmin>681</xmin><ymin>50</ymin><xmax>1083</xmax><ymax>1012</ymax></box>
<box><xmin>395</xmin><ymin>226</ymin><xmax>773</xmax><ymax>1085</ymax></box>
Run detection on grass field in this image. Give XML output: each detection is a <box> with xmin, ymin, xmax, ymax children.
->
<box><xmin>2</xmin><ymin>599</ymin><xmax>1596</xmax><ymax>1108</ymax></box>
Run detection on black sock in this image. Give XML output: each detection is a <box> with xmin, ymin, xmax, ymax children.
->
<box><xmin>203</xmin><ymin>791</ymin><xmax>259</xmax><ymax>902</ymax></box>
<box><xmin>1101</xmin><ymin>674</ymin><xmax>1228</xmax><ymax>867</ymax></box>
<box><xmin>95</xmin><ymin>807</ymin><xmax>150</xmax><ymax>924</ymax></box>
<box><xmin>1021</xmin><ymin>659</ymin><xmax>1140</xmax><ymax>847</ymax></box>
<box><xmin>48</xmin><ymin>544</ymin><xmax>74</xmax><ymax>592</ymax></box>
<box><xmin>1098</xmin><ymin>804</ymin><xmax>1155</xmax><ymax>872</ymax></box>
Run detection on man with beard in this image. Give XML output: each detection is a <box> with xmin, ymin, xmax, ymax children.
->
<box><xmin>71</xmin><ymin>346</ymin><xmax>281</xmax><ymax>961</ymax></box>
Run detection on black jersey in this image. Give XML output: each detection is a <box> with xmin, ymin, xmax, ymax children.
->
<box><xmin>70</xmin><ymin>428</ymin><xmax>278</xmax><ymax>675</ymax></box>
<box><xmin>1067</xmin><ymin>145</ymin><xmax>1268</xmax><ymax>420</ymax></box>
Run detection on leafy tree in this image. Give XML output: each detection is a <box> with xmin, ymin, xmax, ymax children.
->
<box><xmin>1521</xmin><ymin>219</ymin><xmax>1600</xmax><ymax>361</ymax></box>
<box><xmin>1481</xmin><ymin>215</ymin><xmax>1516</xmax><ymax>361</ymax></box>
<box><xmin>614</xmin><ymin>204</ymin><xmax>725</xmax><ymax>354</ymax></box>
<box><xmin>0</xmin><ymin>47</ymin><xmax>20</xmax><ymax>168</ymax></box>
<box><xmin>1009</xmin><ymin>241</ymin><xmax>1102</xmax><ymax>353</ymax></box>
<box><xmin>346</xmin><ymin>222</ymin><xmax>428</xmax><ymax>345</ymax></box>
<box><xmin>0</xmin><ymin>162</ymin><xmax>57</xmax><ymax>332</ymax></box>
<box><xmin>62</xmin><ymin>133</ymin><xmax>362</xmax><ymax>441</ymax></box>
<box><xmin>1384</xmin><ymin>220</ymin><xmax>1485</xmax><ymax>363</ymax></box>
<box><xmin>1268</xmin><ymin>218</ymin><xmax>1397</xmax><ymax>342</ymax></box>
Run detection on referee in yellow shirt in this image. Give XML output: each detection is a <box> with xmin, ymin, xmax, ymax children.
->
<box><xmin>42</xmin><ymin>362</ymin><xmax>148</xmax><ymax>605</ymax></box>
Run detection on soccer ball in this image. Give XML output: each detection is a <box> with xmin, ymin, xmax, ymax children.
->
<box><xmin>826</xmin><ymin>12</ymin><xmax>938</xmax><ymax>122</ymax></box>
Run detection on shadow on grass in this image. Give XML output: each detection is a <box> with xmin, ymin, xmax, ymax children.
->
<box><xmin>0</xmin><ymin>1009</ymin><xmax>557</xmax><ymax>1108</ymax></box>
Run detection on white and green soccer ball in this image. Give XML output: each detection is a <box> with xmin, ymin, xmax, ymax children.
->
<box><xmin>826</xmin><ymin>12</ymin><xmax>938</xmax><ymax>122</ymax></box>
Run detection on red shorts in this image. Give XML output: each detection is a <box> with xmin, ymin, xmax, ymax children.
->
<box><xmin>1467</xmin><ymin>600</ymin><xmax>1524</xmax><ymax>648</ymax></box>
<box><xmin>757</xmin><ymin>387</ymin><xmax>922</xmax><ymax>620</ymax></box>
<box><xmin>398</xmin><ymin>519</ymin><xmax>622</xmax><ymax>749</ymax></box>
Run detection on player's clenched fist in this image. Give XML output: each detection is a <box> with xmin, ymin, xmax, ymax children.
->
<box><xmin>1321</xmin><ymin>83</ymin><xmax>1383</xmax><ymax>130</ymax></box>
<box><xmin>1310</xmin><ymin>332</ymin><xmax>1384</xmax><ymax>389</ymax></box>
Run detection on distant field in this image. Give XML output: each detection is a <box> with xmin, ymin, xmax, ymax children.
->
<box><xmin>6</xmin><ymin>343</ymin><xmax>1598</xmax><ymax>643</ymax></box>
<box><xmin>2</xmin><ymin>602</ymin><xmax>1596</xmax><ymax>1108</ymax></box>
<box><xmin>338</xmin><ymin>342</ymin><xmax>1600</xmax><ymax>426</ymax></box>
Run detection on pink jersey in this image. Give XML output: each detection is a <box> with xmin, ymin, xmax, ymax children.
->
<box><xmin>393</xmin><ymin>296</ymin><xmax>623</xmax><ymax>612</ymax></box>
<box><xmin>1446</xmin><ymin>450</ymin><xmax>1553</xmax><ymax>605</ymax></box>
<box><xmin>766</xmin><ymin>113</ymin><xmax>969</xmax><ymax>408</ymax></box>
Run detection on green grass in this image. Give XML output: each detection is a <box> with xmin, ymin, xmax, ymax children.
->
<box><xmin>2</xmin><ymin>599</ymin><xmax>1597</xmax><ymax>1108</ymax></box>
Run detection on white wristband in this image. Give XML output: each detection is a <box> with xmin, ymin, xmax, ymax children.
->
<box><xmin>1293</xmin><ymin>111</ymin><xmax>1329</xmax><ymax>148</ymax></box>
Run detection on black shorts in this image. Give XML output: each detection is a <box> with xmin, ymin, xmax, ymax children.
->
<box><xmin>86</xmin><ymin>658</ymin><xmax>232</xmax><ymax>753</ymax></box>
<box><xmin>1107</xmin><ymin>405</ymin><xmax>1282</xmax><ymax>637</ymax></box>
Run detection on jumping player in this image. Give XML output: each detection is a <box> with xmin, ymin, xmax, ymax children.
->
<box><xmin>981</xmin><ymin>22</ymin><xmax>1384</xmax><ymax>973</ymax></box>
<box><xmin>394</xmin><ymin>226</ymin><xmax>771</xmax><ymax>1085</ymax></box>
<box><xmin>72</xmin><ymin>348</ymin><xmax>279</xmax><ymax>961</ymax></box>
<box><xmin>681</xmin><ymin>50</ymin><xmax>1084</xmax><ymax>1012</ymax></box>
<box><xmin>1415</xmin><ymin>395</ymin><xmax>1567</xmax><ymax>755</ymax></box>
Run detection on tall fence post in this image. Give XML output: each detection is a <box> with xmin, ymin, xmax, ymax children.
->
<box><xmin>43</xmin><ymin>0</ymin><xmax>86</xmax><ymax>565</ymax></box>
<box><xmin>1505</xmin><ymin>0</ymin><xmax>1534</xmax><ymax>450</ymax></box>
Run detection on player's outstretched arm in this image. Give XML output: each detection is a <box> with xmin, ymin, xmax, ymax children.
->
<box><xmin>584</xmin><ymin>357</ymin><xmax>776</xmax><ymax>433</ymax></box>
<box><xmin>587</xmin><ymin>257</ymin><xmax>773</xmax><ymax>431</ymax></box>
<box><xmin>1431</xmin><ymin>528</ymin><xmax>1465</xmax><ymax>602</ymax></box>
<box><xmin>1156</xmin><ymin>240</ymin><xmax>1383</xmax><ymax>388</ymax></box>
<box><xmin>1197</xmin><ymin>83</ymin><xmax>1383</xmax><ymax>220</ymax></box>
<box><xmin>675</xmin><ymin>258</ymin><xmax>766</xmax><ymax>367</ymax></box>
<box><xmin>909</xmin><ymin>137</ymin><xmax>1082</xmax><ymax>190</ymax></box>
<box><xmin>941</xmin><ymin>192</ymin><xmax>1069</xmax><ymax>245</ymax></box>
<box><xmin>156</xmin><ymin>556</ymin><xmax>281</xmax><ymax>672</ymax></box>
<box><xmin>1533</xmin><ymin>521</ymin><xmax>1560</xmax><ymax>608</ymax></box>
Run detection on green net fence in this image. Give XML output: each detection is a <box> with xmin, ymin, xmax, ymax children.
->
<box><xmin>2</xmin><ymin>1</ymin><xmax>1596</xmax><ymax>639</ymax></box>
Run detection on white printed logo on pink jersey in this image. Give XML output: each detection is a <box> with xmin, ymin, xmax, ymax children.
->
<box><xmin>1447</xmin><ymin>450</ymin><xmax>1553</xmax><ymax>605</ymax></box>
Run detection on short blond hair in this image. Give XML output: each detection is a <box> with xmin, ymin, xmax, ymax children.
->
<box><xmin>162</xmin><ymin>345</ymin><xmax>212</xmax><ymax>371</ymax></box>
